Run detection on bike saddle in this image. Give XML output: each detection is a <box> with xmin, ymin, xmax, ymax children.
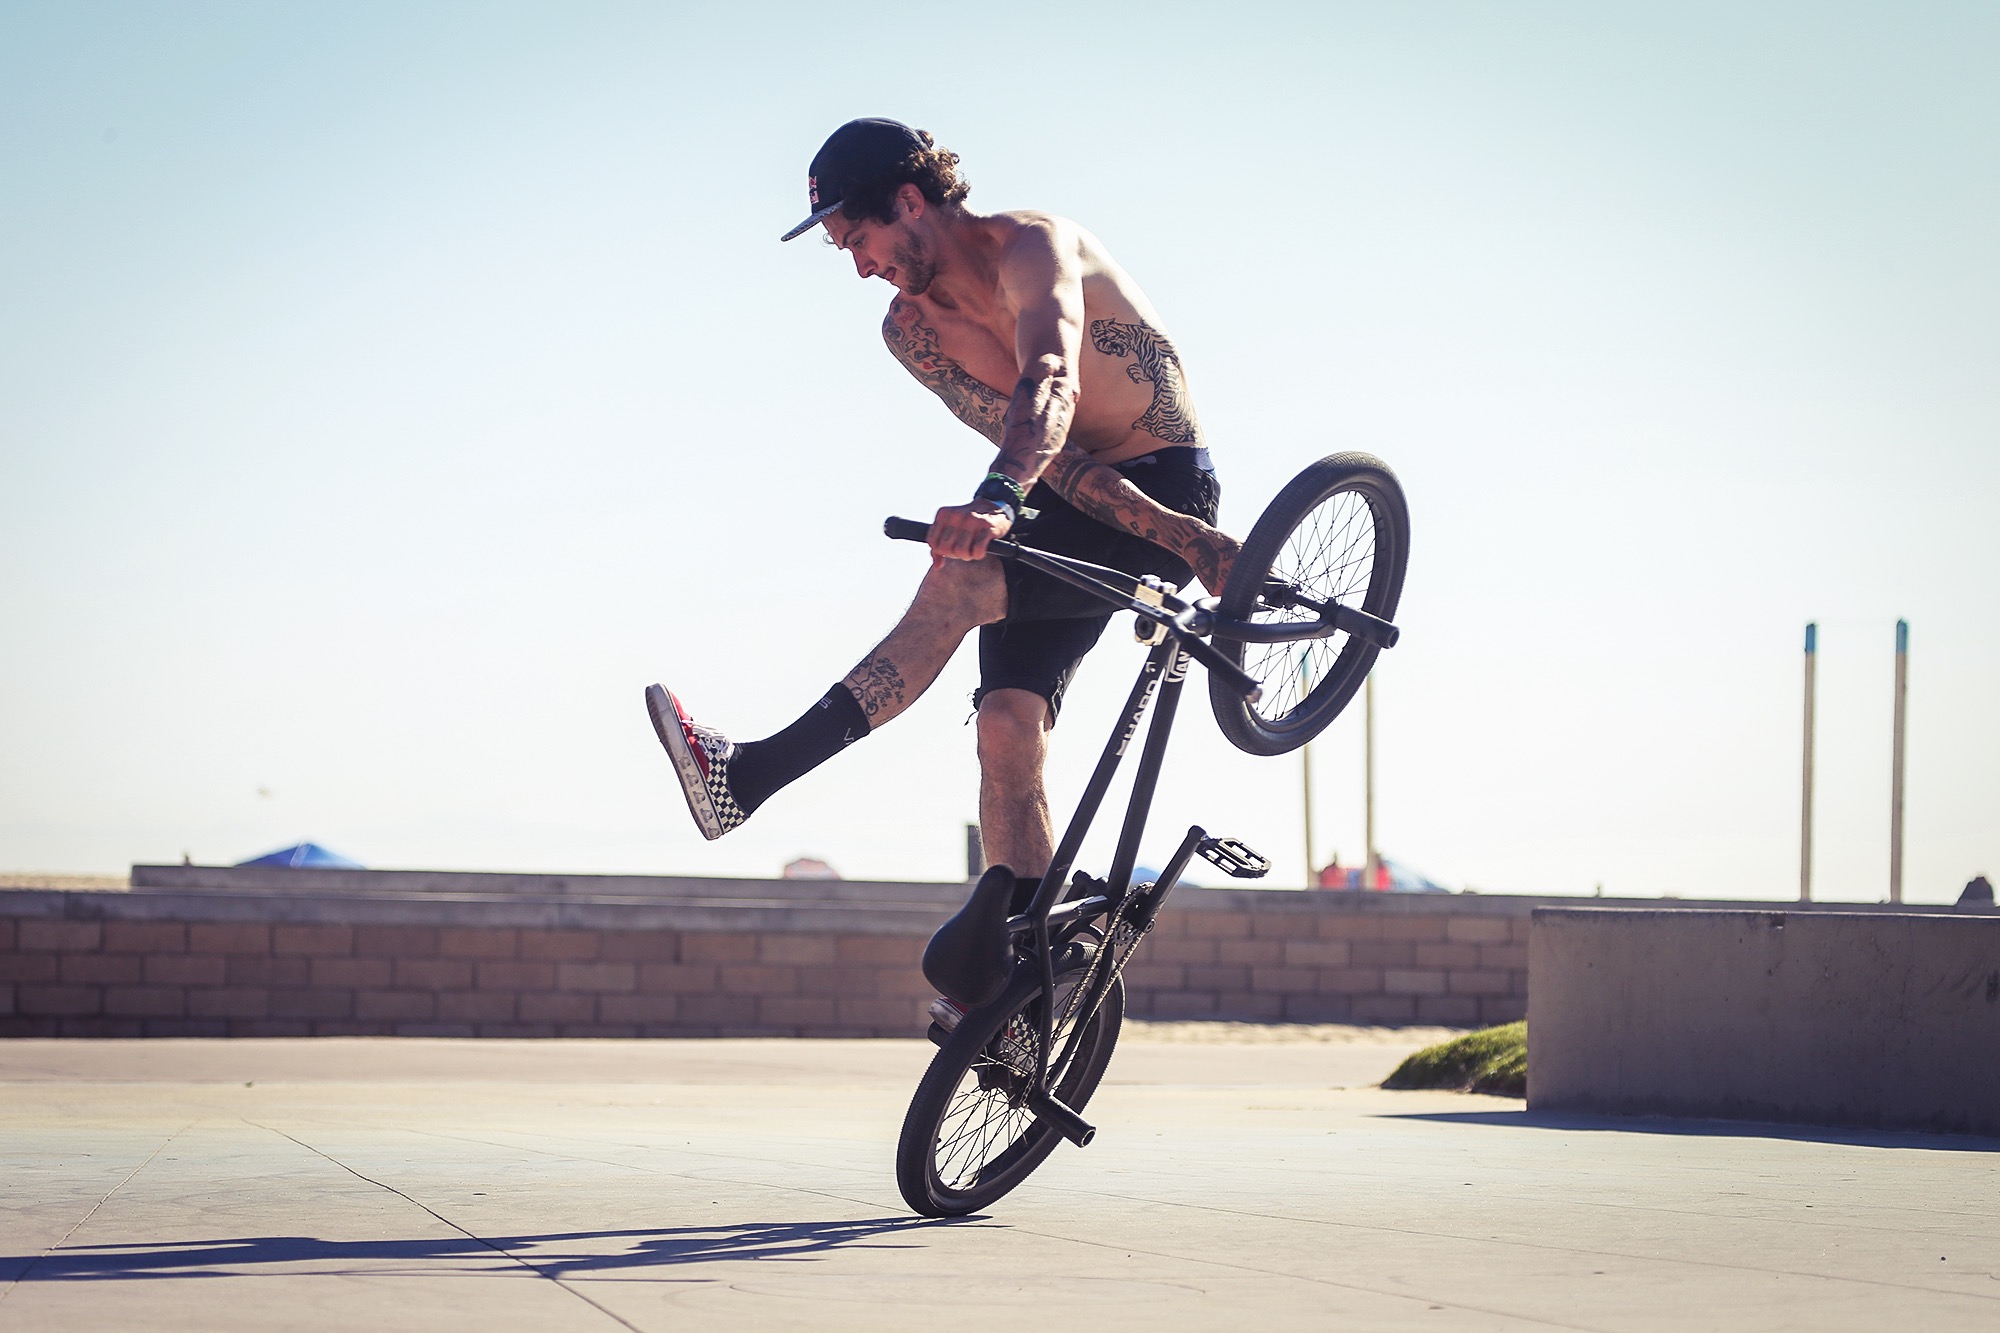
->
<box><xmin>923</xmin><ymin>865</ymin><xmax>1018</xmax><ymax>1009</ymax></box>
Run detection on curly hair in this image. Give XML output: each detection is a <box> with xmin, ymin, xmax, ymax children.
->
<box><xmin>838</xmin><ymin>130</ymin><xmax>970</xmax><ymax>225</ymax></box>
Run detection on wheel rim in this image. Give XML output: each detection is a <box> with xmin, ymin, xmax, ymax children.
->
<box><xmin>1240</xmin><ymin>484</ymin><xmax>1383</xmax><ymax>727</ymax></box>
<box><xmin>930</xmin><ymin>975</ymin><xmax>1093</xmax><ymax>1197</ymax></box>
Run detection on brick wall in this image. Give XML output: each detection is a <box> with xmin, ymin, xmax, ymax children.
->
<box><xmin>0</xmin><ymin>866</ymin><xmax>1563</xmax><ymax>1037</ymax></box>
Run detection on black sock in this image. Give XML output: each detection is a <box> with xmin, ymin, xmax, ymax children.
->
<box><xmin>727</xmin><ymin>685</ymin><xmax>870</xmax><ymax>813</ymax></box>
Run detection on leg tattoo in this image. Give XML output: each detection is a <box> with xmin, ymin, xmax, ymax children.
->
<box><xmin>845</xmin><ymin>655</ymin><xmax>908</xmax><ymax>720</ymax></box>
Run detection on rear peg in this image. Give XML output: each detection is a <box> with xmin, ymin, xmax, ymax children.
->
<box><xmin>1028</xmin><ymin>1087</ymin><xmax>1097</xmax><ymax>1147</ymax></box>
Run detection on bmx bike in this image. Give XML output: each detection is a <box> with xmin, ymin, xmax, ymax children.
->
<box><xmin>884</xmin><ymin>451</ymin><xmax>1409</xmax><ymax>1217</ymax></box>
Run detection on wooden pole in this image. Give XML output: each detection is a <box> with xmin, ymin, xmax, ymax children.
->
<box><xmin>1801</xmin><ymin>623</ymin><xmax>1816</xmax><ymax>902</ymax></box>
<box><xmin>1890</xmin><ymin>619</ymin><xmax>1908</xmax><ymax>904</ymax></box>
<box><xmin>1364</xmin><ymin>672</ymin><xmax>1377</xmax><ymax>886</ymax></box>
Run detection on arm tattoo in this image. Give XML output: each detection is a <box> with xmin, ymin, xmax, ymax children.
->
<box><xmin>882</xmin><ymin>301</ymin><xmax>1009</xmax><ymax>443</ymax></box>
<box><xmin>844</xmin><ymin>655</ymin><xmax>907</xmax><ymax>719</ymax></box>
<box><xmin>1089</xmin><ymin>318</ymin><xmax>1202</xmax><ymax>444</ymax></box>
<box><xmin>1044</xmin><ymin>447</ymin><xmax>1238</xmax><ymax>593</ymax></box>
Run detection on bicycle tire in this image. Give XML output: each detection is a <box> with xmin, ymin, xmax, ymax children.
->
<box><xmin>1209</xmin><ymin>452</ymin><xmax>1410</xmax><ymax>756</ymax></box>
<box><xmin>895</xmin><ymin>948</ymin><xmax>1124</xmax><ymax>1217</ymax></box>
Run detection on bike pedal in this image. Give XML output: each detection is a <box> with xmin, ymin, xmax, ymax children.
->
<box><xmin>1197</xmin><ymin>836</ymin><xmax>1271</xmax><ymax>880</ymax></box>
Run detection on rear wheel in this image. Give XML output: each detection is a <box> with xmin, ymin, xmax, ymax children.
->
<box><xmin>1209</xmin><ymin>452</ymin><xmax>1409</xmax><ymax>756</ymax></box>
<box><xmin>896</xmin><ymin>949</ymin><xmax>1123</xmax><ymax>1217</ymax></box>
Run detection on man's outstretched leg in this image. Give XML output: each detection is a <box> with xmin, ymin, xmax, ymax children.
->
<box><xmin>649</xmin><ymin>556</ymin><xmax>1007</xmax><ymax>839</ymax></box>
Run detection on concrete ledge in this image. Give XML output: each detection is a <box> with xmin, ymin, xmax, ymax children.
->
<box><xmin>1529</xmin><ymin>907</ymin><xmax>2000</xmax><ymax>1136</ymax></box>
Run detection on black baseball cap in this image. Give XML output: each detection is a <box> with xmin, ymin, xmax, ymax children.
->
<box><xmin>779</xmin><ymin>117</ymin><xmax>929</xmax><ymax>242</ymax></box>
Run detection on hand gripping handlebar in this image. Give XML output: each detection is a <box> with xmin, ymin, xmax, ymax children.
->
<box><xmin>883</xmin><ymin>516</ymin><xmax>1264</xmax><ymax>703</ymax></box>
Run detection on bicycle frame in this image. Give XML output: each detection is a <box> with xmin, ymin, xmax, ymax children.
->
<box><xmin>883</xmin><ymin>516</ymin><xmax>1394</xmax><ymax>1144</ymax></box>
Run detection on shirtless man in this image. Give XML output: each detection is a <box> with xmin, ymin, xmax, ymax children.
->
<box><xmin>648</xmin><ymin>118</ymin><xmax>1236</xmax><ymax>893</ymax></box>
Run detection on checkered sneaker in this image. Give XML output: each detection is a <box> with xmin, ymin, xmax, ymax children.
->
<box><xmin>645</xmin><ymin>684</ymin><xmax>748</xmax><ymax>840</ymax></box>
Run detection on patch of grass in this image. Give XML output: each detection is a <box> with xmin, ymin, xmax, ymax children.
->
<box><xmin>1382</xmin><ymin>1021</ymin><xmax>1526</xmax><ymax>1097</ymax></box>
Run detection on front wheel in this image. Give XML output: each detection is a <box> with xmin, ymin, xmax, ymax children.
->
<box><xmin>895</xmin><ymin>949</ymin><xmax>1124</xmax><ymax>1217</ymax></box>
<box><xmin>1209</xmin><ymin>452</ymin><xmax>1410</xmax><ymax>756</ymax></box>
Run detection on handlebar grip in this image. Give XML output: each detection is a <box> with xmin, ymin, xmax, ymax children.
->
<box><xmin>1183</xmin><ymin>636</ymin><xmax>1263</xmax><ymax>704</ymax></box>
<box><xmin>883</xmin><ymin>516</ymin><xmax>931</xmax><ymax>543</ymax></box>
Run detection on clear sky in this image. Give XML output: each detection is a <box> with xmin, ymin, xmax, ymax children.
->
<box><xmin>2</xmin><ymin>1</ymin><xmax>1994</xmax><ymax>903</ymax></box>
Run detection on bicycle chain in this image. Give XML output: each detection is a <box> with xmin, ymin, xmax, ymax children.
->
<box><xmin>1054</xmin><ymin>888</ymin><xmax>1156</xmax><ymax>1037</ymax></box>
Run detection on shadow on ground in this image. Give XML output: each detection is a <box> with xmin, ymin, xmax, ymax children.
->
<box><xmin>1</xmin><ymin>1216</ymin><xmax>970</xmax><ymax>1283</ymax></box>
<box><xmin>1385</xmin><ymin>1109</ymin><xmax>2000</xmax><ymax>1152</ymax></box>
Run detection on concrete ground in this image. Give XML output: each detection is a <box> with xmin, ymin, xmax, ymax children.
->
<box><xmin>2</xmin><ymin>1028</ymin><xmax>1995</xmax><ymax>1332</ymax></box>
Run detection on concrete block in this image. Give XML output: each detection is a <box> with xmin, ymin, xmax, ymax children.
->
<box><xmin>1449</xmin><ymin>969</ymin><xmax>1515</xmax><ymax>997</ymax></box>
<box><xmin>1185</xmin><ymin>964</ymin><xmax>1251</xmax><ymax>992</ymax></box>
<box><xmin>1530</xmin><ymin>908</ymin><xmax>2000</xmax><ymax>1135</ymax></box>
<box><xmin>1317</xmin><ymin>968</ymin><xmax>1385</xmax><ymax>995</ymax></box>
<box><xmin>273</xmin><ymin>925</ymin><xmax>353</xmax><ymax>957</ymax></box>
<box><xmin>475</xmin><ymin>960</ymin><xmax>556</xmax><ymax>991</ymax></box>
<box><xmin>834</xmin><ymin>936</ymin><xmax>922</xmax><ymax>965</ymax></box>
<box><xmin>189</xmin><ymin>988</ymin><xmax>269</xmax><ymax>1019</ymax></box>
<box><xmin>718</xmin><ymin>965</ymin><xmax>797</xmax><ymax>996</ymax></box>
<box><xmin>1284</xmin><ymin>993</ymin><xmax>1351</xmax><ymax>1022</ymax></box>
<box><xmin>1149</xmin><ymin>991</ymin><xmax>1219</xmax><ymax>1018</ymax></box>
<box><xmin>393</xmin><ymin>958</ymin><xmax>475</xmax><ymax>991</ymax></box>
<box><xmin>682</xmin><ymin>932</ymin><xmax>761</xmax><ymax>963</ymax></box>
<box><xmin>1249</xmin><ymin>966</ymin><xmax>1317</xmax><ymax>994</ymax></box>
<box><xmin>1214</xmin><ymin>991</ymin><xmax>1286</xmax><ymax>1020</ymax></box>
<box><xmin>226</xmin><ymin>955</ymin><xmax>308</xmax><ymax>986</ymax></box>
<box><xmin>1352</xmin><ymin>995</ymin><xmax>1417</xmax><ymax>1023</ymax></box>
<box><xmin>1351</xmin><ymin>942</ymin><xmax>1416</xmax><ymax>968</ymax></box>
<box><xmin>599</xmin><ymin>994</ymin><xmax>679</xmax><ymax>1024</ymax></box>
<box><xmin>0</xmin><ymin>954</ymin><xmax>58</xmax><ymax>984</ymax></box>
<box><xmin>519</xmin><ymin>992</ymin><xmax>595</xmax><ymax>1023</ymax></box>
<box><xmin>19</xmin><ymin>985</ymin><xmax>102</xmax><ymax>1016</ymax></box>
<box><xmin>1184</xmin><ymin>913</ymin><xmax>1251</xmax><ymax>939</ymax></box>
<box><xmin>309</xmin><ymin>957</ymin><xmax>393</xmax><ymax>988</ymax></box>
<box><xmin>268</xmin><ymin>988</ymin><xmax>352</xmax><ymax>1020</ymax></box>
<box><xmin>144</xmin><ymin>954</ymin><xmax>228</xmax><ymax>986</ymax></box>
<box><xmin>20</xmin><ymin>921</ymin><xmax>100</xmax><ymax>952</ymax></box>
<box><xmin>354</xmin><ymin>925</ymin><xmax>441</xmax><ymax>956</ymax></box>
<box><xmin>636</xmin><ymin>963</ymin><xmax>720</xmax><ymax>994</ymax></box>
<box><xmin>1282</xmin><ymin>939</ymin><xmax>1352</xmax><ymax>968</ymax></box>
<box><xmin>1378</xmin><ymin>916</ymin><xmax>1449</xmax><ymax>943</ymax></box>
<box><xmin>1212</xmin><ymin>938</ymin><xmax>1278</xmax><ymax>965</ymax></box>
<box><xmin>1384</xmin><ymin>968</ymin><xmax>1448</xmax><ymax>996</ymax></box>
<box><xmin>103</xmin><ymin>986</ymin><xmax>186</xmax><ymax>1018</ymax></box>
<box><xmin>793</xmin><ymin>964</ymin><xmax>868</xmax><ymax>997</ymax></box>
<box><xmin>555</xmin><ymin>961</ymin><xmax>637</xmax><ymax>994</ymax></box>
<box><xmin>759</xmin><ymin>934</ymin><xmax>839</xmax><ymax>965</ymax></box>
<box><xmin>355</xmin><ymin>990</ymin><xmax>436</xmax><ymax>1022</ymax></box>
<box><xmin>599</xmin><ymin>930</ymin><xmax>681</xmax><ymax>962</ymax></box>
<box><xmin>102</xmin><ymin>921</ymin><xmax>188</xmax><ymax>954</ymax></box>
<box><xmin>1250</xmin><ymin>912</ymin><xmax>1315</xmax><ymax>940</ymax></box>
<box><xmin>1446</xmin><ymin>917</ymin><xmax>1512</xmax><ymax>945</ymax></box>
<box><xmin>1143</xmin><ymin>935</ymin><xmax>1216</xmax><ymax>964</ymax></box>
<box><xmin>1417</xmin><ymin>995</ymin><xmax>1480</xmax><ymax>1025</ymax></box>
<box><xmin>437</xmin><ymin>991</ymin><xmax>516</xmax><ymax>1023</ymax></box>
<box><xmin>835</xmin><ymin>997</ymin><xmax>921</xmax><ymax>1029</ymax></box>
<box><xmin>677</xmin><ymin>994</ymin><xmax>764</xmax><ymax>1026</ymax></box>
<box><xmin>1414</xmin><ymin>943</ymin><xmax>1481</xmax><ymax>969</ymax></box>
<box><xmin>190</xmin><ymin>923</ymin><xmax>270</xmax><ymax>954</ymax></box>
<box><xmin>440</xmin><ymin>927</ymin><xmax>519</xmax><ymax>959</ymax></box>
<box><xmin>519</xmin><ymin>929</ymin><xmax>601</xmax><ymax>962</ymax></box>
<box><xmin>59</xmin><ymin>954</ymin><xmax>142</xmax><ymax>985</ymax></box>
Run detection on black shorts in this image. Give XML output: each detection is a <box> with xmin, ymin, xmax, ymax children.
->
<box><xmin>975</xmin><ymin>447</ymin><xmax>1220</xmax><ymax>719</ymax></box>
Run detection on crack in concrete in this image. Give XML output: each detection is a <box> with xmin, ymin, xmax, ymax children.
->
<box><xmin>0</xmin><ymin>1121</ymin><xmax>190</xmax><ymax>1306</ymax></box>
<box><xmin>247</xmin><ymin>1120</ymin><xmax>645</xmax><ymax>1332</ymax></box>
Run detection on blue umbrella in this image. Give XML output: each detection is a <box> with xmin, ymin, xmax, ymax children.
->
<box><xmin>236</xmin><ymin>842</ymin><xmax>364</xmax><ymax>869</ymax></box>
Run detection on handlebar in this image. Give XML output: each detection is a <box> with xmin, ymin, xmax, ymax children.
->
<box><xmin>884</xmin><ymin>516</ymin><xmax>1264</xmax><ymax>703</ymax></box>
